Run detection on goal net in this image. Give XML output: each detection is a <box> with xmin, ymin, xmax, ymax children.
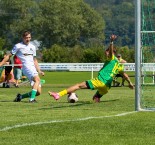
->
<box><xmin>136</xmin><ymin>0</ymin><xmax>155</xmax><ymax>110</ymax></box>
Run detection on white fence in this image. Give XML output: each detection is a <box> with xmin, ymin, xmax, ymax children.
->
<box><xmin>39</xmin><ymin>63</ymin><xmax>155</xmax><ymax>72</ymax></box>
<box><xmin>39</xmin><ymin>63</ymin><xmax>137</xmax><ymax>71</ymax></box>
<box><xmin>39</xmin><ymin>63</ymin><xmax>155</xmax><ymax>84</ymax></box>
<box><xmin>3</xmin><ymin>62</ymin><xmax>155</xmax><ymax>72</ymax></box>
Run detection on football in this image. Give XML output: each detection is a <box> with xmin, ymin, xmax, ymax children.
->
<box><xmin>67</xmin><ymin>93</ymin><xmax>78</xmax><ymax>103</ymax></box>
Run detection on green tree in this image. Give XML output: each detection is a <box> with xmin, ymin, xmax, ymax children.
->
<box><xmin>82</xmin><ymin>47</ymin><xmax>104</xmax><ymax>62</ymax></box>
<box><xmin>85</xmin><ymin>0</ymin><xmax>134</xmax><ymax>47</ymax></box>
<box><xmin>0</xmin><ymin>38</ymin><xmax>6</xmax><ymax>50</ymax></box>
<box><xmin>0</xmin><ymin>0</ymin><xmax>105</xmax><ymax>48</ymax></box>
<box><xmin>37</xmin><ymin>0</ymin><xmax>105</xmax><ymax>47</ymax></box>
<box><xmin>0</xmin><ymin>0</ymin><xmax>40</xmax><ymax>47</ymax></box>
<box><xmin>42</xmin><ymin>44</ymin><xmax>70</xmax><ymax>63</ymax></box>
<box><xmin>117</xmin><ymin>46</ymin><xmax>134</xmax><ymax>62</ymax></box>
<box><xmin>68</xmin><ymin>45</ymin><xmax>84</xmax><ymax>62</ymax></box>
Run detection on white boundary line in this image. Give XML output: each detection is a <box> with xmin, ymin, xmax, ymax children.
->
<box><xmin>0</xmin><ymin>111</ymin><xmax>137</xmax><ymax>132</ymax></box>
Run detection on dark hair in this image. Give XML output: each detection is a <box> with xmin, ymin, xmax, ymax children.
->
<box><xmin>22</xmin><ymin>31</ymin><xmax>31</xmax><ymax>37</ymax></box>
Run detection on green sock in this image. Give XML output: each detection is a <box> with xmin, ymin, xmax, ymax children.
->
<box><xmin>30</xmin><ymin>89</ymin><xmax>37</xmax><ymax>101</ymax></box>
<box><xmin>22</xmin><ymin>92</ymin><xmax>31</xmax><ymax>99</ymax></box>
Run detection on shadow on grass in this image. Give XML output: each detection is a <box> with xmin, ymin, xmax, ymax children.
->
<box><xmin>0</xmin><ymin>98</ymin><xmax>119</xmax><ymax>104</ymax></box>
<box><xmin>101</xmin><ymin>99</ymin><xmax>119</xmax><ymax>103</ymax></box>
<box><xmin>0</xmin><ymin>100</ymin><xmax>37</xmax><ymax>103</ymax></box>
<box><xmin>38</xmin><ymin>101</ymin><xmax>91</xmax><ymax>110</ymax></box>
<box><xmin>0</xmin><ymin>100</ymin><xmax>14</xmax><ymax>102</ymax></box>
<box><xmin>38</xmin><ymin>99</ymin><xmax>119</xmax><ymax>110</ymax></box>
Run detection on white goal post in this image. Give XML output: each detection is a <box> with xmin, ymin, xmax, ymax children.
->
<box><xmin>135</xmin><ymin>0</ymin><xmax>155</xmax><ymax>111</ymax></box>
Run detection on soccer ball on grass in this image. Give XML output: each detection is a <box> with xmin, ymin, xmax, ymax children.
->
<box><xmin>67</xmin><ymin>93</ymin><xmax>78</xmax><ymax>103</ymax></box>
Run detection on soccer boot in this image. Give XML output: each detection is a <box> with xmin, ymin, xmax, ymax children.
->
<box><xmin>29</xmin><ymin>99</ymin><xmax>37</xmax><ymax>103</ymax></box>
<box><xmin>14</xmin><ymin>93</ymin><xmax>22</xmax><ymax>102</ymax></box>
<box><xmin>2</xmin><ymin>83</ymin><xmax>5</xmax><ymax>88</ymax></box>
<box><xmin>92</xmin><ymin>95</ymin><xmax>100</xmax><ymax>103</ymax></box>
<box><xmin>48</xmin><ymin>91</ymin><xmax>60</xmax><ymax>100</ymax></box>
<box><xmin>5</xmin><ymin>84</ymin><xmax>10</xmax><ymax>88</ymax></box>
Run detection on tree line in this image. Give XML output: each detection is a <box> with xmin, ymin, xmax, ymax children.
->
<box><xmin>0</xmin><ymin>0</ymin><xmax>136</xmax><ymax>63</ymax></box>
<box><xmin>42</xmin><ymin>44</ymin><xmax>135</xmax><ymax>63</ymax></box>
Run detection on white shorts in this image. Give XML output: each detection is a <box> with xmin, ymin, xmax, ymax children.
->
<box><xmin>22</xmin><ymin>65</ymin><xmax>41</xmax><ymax>87</ymax></box>
<box><xmin>22</xmin><ymin>65</ymin><xmax>38</xmax><ymax>81</ymax></box>
<box><xmin>30</xmin><ymin>81</ymin><xmax>41</xmax><ymax>87</ymax></box>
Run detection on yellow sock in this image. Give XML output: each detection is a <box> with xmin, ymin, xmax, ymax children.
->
<box><xmin>58</xmin><ymin>89</ymin><xmax>67</xmax><ymax>97</ymax></box>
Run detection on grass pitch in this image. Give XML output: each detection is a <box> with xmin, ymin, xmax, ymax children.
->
<box><xmin>0</xmin><ymin>72</ymin><xmax>155</xmax><ymax>145</ymax></box>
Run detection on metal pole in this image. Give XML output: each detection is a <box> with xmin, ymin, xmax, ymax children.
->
<box><xmin>135</xmin><ymin>0</ymin><xmax>141</xmax><ymax>111</ymax></box>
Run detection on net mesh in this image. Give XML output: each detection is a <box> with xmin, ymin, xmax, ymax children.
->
<box><xmin>141</xmin><ymin>0</ymin><xmax>155</xmax><ymax>109</ymax></box>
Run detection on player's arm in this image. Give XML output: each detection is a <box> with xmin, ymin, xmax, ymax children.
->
<box><xmin>0</xmin><ymin>53</ymin><xmax>12</xmax><ymax>67</ymax></box>
<box><xmin>120</xmin><ymin>59</ymin><xmax>127</xmax><ymax>63</ymax></box>
<box><xmin>109</xmin><ymin>34</ymin><xmax>117</xmax><ymax>58</ymax></box>
<box><xmin>34</xmin><ymin>57</ymin><xmax>44</xmax><ymax>76</ymax></box>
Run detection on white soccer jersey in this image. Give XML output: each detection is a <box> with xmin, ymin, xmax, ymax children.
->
<box><xmin>11</xmin><ymin>42</ymin><xmax>36</xmax><ymax>65</ymax></box>
<box><xmin>11</xmin><ymin>42</ymin><xmax>38</xmax><ymax>82</ymax></box>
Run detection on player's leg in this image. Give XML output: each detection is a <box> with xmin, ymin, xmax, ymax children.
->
<box><xmin>49</xmin><ymin>77</ymin><xmax>107</xmax><ymax>101</ymax></box>
<box><xmin>14</xmin><ymin>75</ymin><xmax>40</xmax><ymax>102</ymax></box>
<box><xmin>121</xmin><ymin>76</ymin><xmax>125</xmax><ymax>86</ymax></box>
<box><xmin>5</xmin><ymin>69</ymin><xmax>12</xmax><ymax>88</ymax></box>
<box><xmin>14</xmin><ymin>67</ymin><xmax>40</xmax><ymax>102</ymax></box>
<box><xmin>49</xmin><ymin>81</ymin><xmax>88</xmax><ymax>100</ymax></box>
<box><xmin>3</xmin><ymin>69</ymin><xmax>9</xmax><ymax>88</ymax></box>
<box><xmin>89</xmin><ymin>78</ymin><xmax>109</xmax><ymax>102</ymax></box>
<box><xmin>13</xmin><ymin>68</ymin><xmax>30</xmax><ymax>101</ymax></box>
<box><xmin>92</xmin><ymin>91</ymin><xmax>103</xmax><ymax>103</ymax></box>
<box><xmin>28</xmin><ymin>75</ymin><xmax>40</xmax><ymax>102</ymax></box>
<box><xmin>114</xmin><ymin>74</ymin><xmax>121</xmax><ymax>87</ymax></box>
<box><xmin>113</xmin><ymin>75</ymin><xmax>118</xmax><ymax>86</ymax></box>
<box><xmin>26</xmin><ymin>80</ymin><xmax>42</xmax><ymax>103</ymax></box>
<box><xmin>14</xmin><ymin>68</ymin><xmax>22</xmax><ymax>87</ymax></box>
<box><xmin>3</xmin><ymin>71</ymin><xmax>7</xmax><ymax>88</ymax></box>
<box><xmin>93</xmin><ymin>87</ymin><xmax>109</xmax><ymax>102</ymax></box>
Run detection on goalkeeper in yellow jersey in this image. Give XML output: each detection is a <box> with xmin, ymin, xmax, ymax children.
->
<box><xmin>49</xmin><ymin>34</ymin><xmax>134</xmax><ymax>102</ymax></box>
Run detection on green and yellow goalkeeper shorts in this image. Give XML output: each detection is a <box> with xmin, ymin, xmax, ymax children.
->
<box><xmin>86</xmin><ymin>77</ymin><xmax>109</xmax><ymax>96</ymax></box>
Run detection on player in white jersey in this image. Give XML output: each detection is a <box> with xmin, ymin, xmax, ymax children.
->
<box><xmin>0</xmin><ymin>31</ymin><xmax>44</xmax><ymax>103</ymax></box>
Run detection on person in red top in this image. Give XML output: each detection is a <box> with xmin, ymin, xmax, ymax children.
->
<box><xmin>13</xmin><ymin>55</ymin><xmax>22</xmax><ymax>88</ymax></box>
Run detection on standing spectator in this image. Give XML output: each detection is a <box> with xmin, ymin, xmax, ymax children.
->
<box><xmin>13</xmin><ymin>55</ymin><xmax>22</xmax><ymax>88</ymax></box>
<box><xmin>0</xmin><ymin>31</ymin><xmax>44</xmax><ymax>103</ymax></box>
<box><xmin>2</xmin><ymin>52</ymin><xmax>12</xmax><ymax>88</ymax></box>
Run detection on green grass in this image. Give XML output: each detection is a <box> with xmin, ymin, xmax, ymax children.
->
<box><xmin>0</xmin><ymin>71</ymin><xmax>155</xmax><ymax>145</ymax></box>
